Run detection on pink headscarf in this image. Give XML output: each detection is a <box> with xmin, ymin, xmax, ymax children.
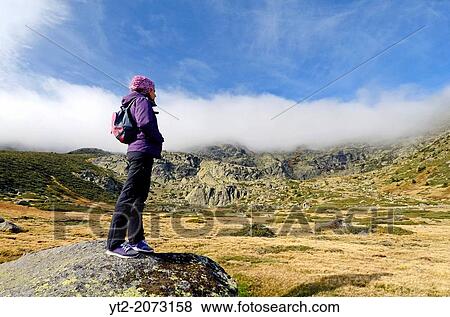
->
<box><xmin>129</xmin><ymin>75</ymin><xmax>155</xmax><ymax>92</ymax></box>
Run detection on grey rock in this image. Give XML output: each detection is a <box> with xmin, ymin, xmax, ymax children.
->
<box><xmin>72</xmin><ymin>169</ymin><xmax>122</xmax><ymax>193</ymax></box>
<box><xmin>91</xmin><ymin>154</ymin><xmax>128</xmax><ymax>178</ymax></box>
<box><xmin>0</xmin><ymin>240</ymin><xmax>237</xmax><ymax>297</ymax></box>
<box><xmin>254</xmin><ymin>153</ymin><xmax>292</xmax><ymax>178</ymax></box>
<box><xmin>0</xmin><ymin>217</ymin><xmax>25</xmax><ymax>233</ymax></box>
<box><xmin>151</xmin><ymin>152</ymin><xmax>202</xmax><ymax>183</ymax></box>
<box><xmin>92</xmin><ymin>152</ymin><xmax>202</xmax><ymax>184</ymax></box>
<box><xmin>186</xmin><ymin>184</ymin><xmax>246</xmax><ymax>207</ymax></box>
<box><xmin>197</xmin><ymin>160</ymin><xmax>261</xmax><ymax>184</ymax></box>
<box><xmin>314</xmin><ymin>219</ymin><xmax>344</xmax><ymax>233</ymax></box>
<box><xmin>192</xmin><ymin>144</ymin><xmax>256</xmax><ymax>167</ymax></box>
<box><xmin>15</xmin><ymin>200</ymin><xmax>30</xmax><ymax>206</ymax></box>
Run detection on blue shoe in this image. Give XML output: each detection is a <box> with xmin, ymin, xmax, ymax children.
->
<box><xmin>105</xmin><ymin>243</ymin><xmax>139</xmax><ymax>259</ymax></box>
<box><xmin>130</xmin><ymin>240</ymin><xmax>154</xmax><ymax>254</ymax></box>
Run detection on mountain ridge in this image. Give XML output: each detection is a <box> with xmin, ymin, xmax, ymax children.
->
<box><xmin>0</xmin><ymin>127</ymin><xmax>448</xmax><ymax>209</ymax></box>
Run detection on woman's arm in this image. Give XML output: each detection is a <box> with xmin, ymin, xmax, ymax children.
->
<box><xmin>133</xmin><ymin>96</ymin><xmax>164</xmax><ymax>143</ymax></box>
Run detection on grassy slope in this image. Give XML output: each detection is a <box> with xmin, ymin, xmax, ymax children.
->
<box><xmin>378</xmin><ymin>131</ymin><xmax>449</xmax><ymax>202</ymax></box>
<box><xmin>0</xmin><ymin>151</ymin><xmax>119</xmax><ymax>210</ymax></box>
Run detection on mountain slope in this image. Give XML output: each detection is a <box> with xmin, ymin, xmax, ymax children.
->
<box><xmin>378</xmin><ymin>130</ymin><xmax>450</xmax><ymax>200</ymax></box>
<box><xmin>0</xmin><ymin>151</ymin><xmax>121</xmax><ymax>211</ymax></box>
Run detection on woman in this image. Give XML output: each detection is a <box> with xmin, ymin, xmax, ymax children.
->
<box><xmin>106</xmin><ymin>75</ymin><xmax>164</xmax><ymax>258</ymax></box>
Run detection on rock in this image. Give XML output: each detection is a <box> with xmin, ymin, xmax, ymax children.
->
<box><xmin>15</xmin><ymin>200</ymin><xmax>30</xmax><ymax>206</ymax></box>
<box><xmin>197</xmin><ymin>160</ymin><xmax>262</xmax><ymax>184</ymax></box>
<box><xmin>254</xmin><ymin>153</ymin><xmax>292</xmax><ymax>178</ymax></box>
<box><xmin>302</xmin><ymin>202</ymin><xmax>311</xmax><ymax>210</ymax></box>
<box><xmin>0</xmin><ymin>217</ymin><xmax>26</xmax><ymax>233</ymax></box>
<box><xmin>0</xmin><ymin>240</ymin><xmax>237</xmax><ymax>297</ymax></box>
<box><xmin>91</xmin><ymin>154</ymin><xmax>128</xmax><ymax>178</ymax></box>
<box><xmin>314</xmin><ymin>219</ymin><xmax>344</xmax><ymax>233</ymax></box>
<box><xmin>152</xmin><ymin>152</ymin><xmax>202</xmax><ymax>183</ymax></box>
<box><xmin>72</xmin><ymin>169</ymin><xmax>122</xmax><ymax>194</ymax></box>
<box><xmin>92</xmin><ymin>152</ymin><xmax>202</xmax><ymax>184</ymax></box>
<box><xmin>185</xmin><ymin>183</ymin><xmax>246</xmax><ymax>207</ymax></box>
<box><xmin>192</xmin><ymin>144</ymin><xmax>256</xmax><ymax>167</ymax></box>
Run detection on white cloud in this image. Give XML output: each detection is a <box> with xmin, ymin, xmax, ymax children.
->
<box><xmin>157</xmin><ymin>86</ymin><xmax>450</xmax><ymax>152</ymax></box>
<box><xmin>1</xmin><ymin>80</ymin><xmax>448</xmax><ymax>153</ymax></box>
<box><xmin>0</xmin><ymin>78</ymin><xmax>122</xmax><ymax>152</ymax></box>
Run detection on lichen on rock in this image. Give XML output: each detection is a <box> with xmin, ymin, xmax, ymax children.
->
<box><xmin>0</xmin><ymin>240</ymin><xmax>237</xmax><ymax>297</ymax></box>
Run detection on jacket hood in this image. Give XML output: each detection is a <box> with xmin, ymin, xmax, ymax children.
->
<box><xmin>122</xmin><ymin>91</ymin><xmax>157</xmax><ymax>107</ymax></box>
<box><xmin>121</xmin><ymin>91</ymin><xmax>142</xmax><ymax>106</ymax></box>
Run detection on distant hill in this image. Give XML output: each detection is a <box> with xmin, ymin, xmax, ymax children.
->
<box><xmin>0</xmin><ymin>151</ymin><xmax>121</xmax><ymax>211</ymax></box>
<box><xmin>67</xmin><ymin>148</ymin><xmax>111</xmax><ymax>156</ymax></box>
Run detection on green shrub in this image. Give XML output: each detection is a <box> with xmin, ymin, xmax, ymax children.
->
<box><xmin>229</xmin><ymin>223</ymin><xmax>276</xmax><ymax>238</ymax></box>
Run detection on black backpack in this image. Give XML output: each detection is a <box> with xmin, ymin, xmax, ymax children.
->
<box><xmin>111</xmin><ymin>99</ymin><xmax>139</xmax><ymax>144</ymax></box>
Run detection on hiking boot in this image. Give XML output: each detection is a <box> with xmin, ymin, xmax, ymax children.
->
<box><xmin>129</xmin><ymin>240</ymin><xmax>154</xmax><ymax>254</ymax></box>
<box><xmin>105</xmin><ymin>243</ymin><xmax>139</xmax><ymax>259</ymax></box>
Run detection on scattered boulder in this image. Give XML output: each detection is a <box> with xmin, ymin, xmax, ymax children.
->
<box><xmin>0</xmin><ymin>240</ymin><xmax>238</xmax><ymax>297</ymax></box>
<box><xmin>314</xmin><ymin>219</ymin><xmax>345</xmax><ymax>233</ymax></box>
<box><xmin>15</xmin><ymin>200</ymin><xmax>31</xmax><ymax>206</ymax></box>
<box><xmin>0</xmin><ymin>217</ymin><xmax>26</xmax><ymax>233</ymax></box>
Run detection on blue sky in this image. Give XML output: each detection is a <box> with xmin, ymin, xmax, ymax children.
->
<box><xmin>22</xmin><ymin>0</ymin><xmax>450</xmax><ymax>101</ymax></box>
<box><xmin>1</xmin><ymin>0</ymin><xmax>450</xmax><ymax>152</ymax></box>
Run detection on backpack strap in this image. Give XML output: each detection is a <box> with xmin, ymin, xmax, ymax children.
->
<box><xmin>121</xmin><ymin>97</ymin><xmax>138</xmax><ymax>128</ymax></box>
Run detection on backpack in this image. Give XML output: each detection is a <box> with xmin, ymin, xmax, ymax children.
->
<box><xmin>111</xmin><ymin>99</ymin><xmax>139</xmax><ymax>144</ymax></box>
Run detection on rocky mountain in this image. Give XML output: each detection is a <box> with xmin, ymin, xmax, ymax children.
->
<box><xmin>0</xmin><ymin>128</ymin><xmax>448</xmax><ymax>209</ymax></box>
<box><xmin>90</xmin><ymin>142</ymin><xmax>416</xmax><ymax>207</ymax></box>
<box><xmin>0</xmin><ymin>240</ymin><xmax>237</xmax><ymax>296</ymax></box>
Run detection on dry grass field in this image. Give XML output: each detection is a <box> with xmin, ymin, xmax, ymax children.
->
<box><xmin>1</xmin><ymin>200</ymin><xmax>449</xmax><ymax>296</ymax></box>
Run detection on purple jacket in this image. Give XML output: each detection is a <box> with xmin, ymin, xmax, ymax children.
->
<box><xmin>123</xmin><ymin>91</ymin><xmax>164</xmax><ymax>158</ymax></box>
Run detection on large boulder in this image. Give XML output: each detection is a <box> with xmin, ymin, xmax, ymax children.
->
<box><xmin>0</xmin><ymin>240</ymin><xmax>237</xmax><ymax>297</ymax></box>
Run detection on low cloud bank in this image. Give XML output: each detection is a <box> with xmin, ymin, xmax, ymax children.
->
<box><xmin>1</xmin><ymin>78</ymin><xmax>449</xmax><ymax>153</ymax></box>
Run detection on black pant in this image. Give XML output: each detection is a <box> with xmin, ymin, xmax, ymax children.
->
<box><xmin>107</xmin><ymin>151</ymin><xmax>154</xmax><ymax>250</ymax></box>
